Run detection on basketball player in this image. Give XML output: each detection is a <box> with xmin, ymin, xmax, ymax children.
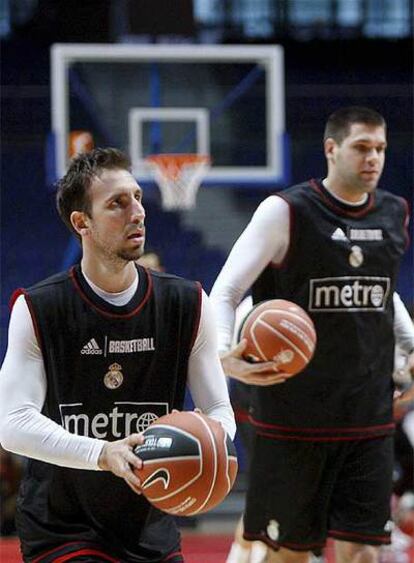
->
<box><xmin>225</xmin><ymin>292</ymin><xmax>414</xmax><ymax>563</ymax></box>
<box><xmin>0</xmin><ymin>148</ymin><xmax>236</xmax><ymax>563</ymax></box>
<box><xmin>210</xmin><ymin>107</ymin><xmax>414</xmax><ymax>563</ymax></box>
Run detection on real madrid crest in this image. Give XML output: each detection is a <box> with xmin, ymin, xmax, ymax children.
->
<box><xmin>349</xmin><ymin>245</ymin><xmax>364</xmax><ymax>268</ymax></box>
<box><xmin>104</xmin><ymin>362</ymin><xmax>124</xmax><ymax>389</ymax></box>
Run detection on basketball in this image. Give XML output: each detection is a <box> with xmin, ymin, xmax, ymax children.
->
<box><xmin>239</xmin><ymin>299</ymin><xmax>317</xmax><ymax>376</ymax></box>
<box><xmin>399</xmin><ymin>511</ymin><xmax>414</xmax><ymax>537</ymax></box>
<box><xmin>133</xmin><ymin>411</ymin><xmax>238</xmax><ymax>516</ymax></box>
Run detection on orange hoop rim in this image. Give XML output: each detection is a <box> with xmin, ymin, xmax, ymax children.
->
<box><xmin>144</xmin><ymin>153</ymin><xmax>211</xmax><ymax>209</ymax></box>
<box><xmin>145</xmin><ymin>153</ymin><xmax>210</xmax><ymax>174</ymax></box>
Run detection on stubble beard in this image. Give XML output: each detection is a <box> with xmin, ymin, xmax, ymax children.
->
<box><xmin>94</xmin><ymin>239</ymin><xmax>144</xmax><ymax>265</ymax></box>
<box><xmin>117</xmin><ymin>247</ymin><xmax>144</xmax><ymax>262</ymax></box>
<box><xmin>89</xmin><ymin>224</ymin><xmax>145</xmax><ymax>264</ymax></box>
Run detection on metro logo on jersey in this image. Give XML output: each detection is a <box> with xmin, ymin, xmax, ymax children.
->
<box><xmin>309</xmin><ymin>276</ymin><xmax>391</xmax><ymax>312</ymax></box>
<box><xmin>59</xmin><ymin>402</ymin><xmax>169</xmax><ymax>439</ymax></box>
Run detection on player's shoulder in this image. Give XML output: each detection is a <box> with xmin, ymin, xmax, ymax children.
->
<box><xmin>281</xmin><ymin>180</ymin><xmax>311</xmax><ymax>194</ymax></box>
<box><xmin>147</xmin><ymin>269</ymin><xmax>202</xmax><ymax>309</ymax></box>
<box><xmin>27</xmin><ymin>270</ymin><xmax>72</xmax><ymax>293</ymax></box>
<box><xmin>276</xmin><ymin>180</ymin><xmax>314</xmax><ymax>201</ymax></box>
<box><xmin>9</xmin><ymin>270</ymin><xmax>71</xmax><ymax>309</ymax></box>
<box><xmin>375</xmin><ymin>187</ymin><xmax>407</xmax><ymax>207</ymax></box>
<box><xmin>375</xmin><ymin>189</ymin><xmax>409</xmax><ymax>221</ymax></box>
<box><xmin>253</xmin><ymin>183</ymin><xmax>311</xmax><ymax>220</ymax></box>
<box><xmin>146</xmin><ymin>269</ymin><xmax>200</xmax><ymax>292</ymax></box>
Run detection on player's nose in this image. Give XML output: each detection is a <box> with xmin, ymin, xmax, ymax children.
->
<box><xmin>366</xmin><ymin>147</ymin><xmax>380</xmax><ymax>163</ymax></box>
<box><xmin>131</xmin><ymin>199</ymin><xmax>145</xmax><ymax>223</ymax></box>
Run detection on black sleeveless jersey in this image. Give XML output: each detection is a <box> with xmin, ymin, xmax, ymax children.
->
<box><xmin>251</xmin><ymin>179</ymin><xmax>409</xmax><ymax>441</ymax></box>
<box><xmin>15</xmin><ymin>264</ymin><xmax>201</xmax><ymax>562</ymax></box>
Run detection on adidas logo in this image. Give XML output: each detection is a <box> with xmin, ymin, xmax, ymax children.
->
<box><xmin>81</xmin><ymin>338</ymin><xmax>103</xmax><ymax>355</ymax></box>
<box><xmin>331</xmin><ymin>227</ymin><xmax>348</xmax><ymax>241</ymax></box>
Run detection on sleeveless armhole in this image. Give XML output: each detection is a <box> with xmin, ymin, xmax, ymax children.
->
<box><xmin>189</xmin><ymin>282</ymin><xmax>203</xmax><ymax>352</ymax></box>
<box><xmin>270</xmin><ymin>193</ymin><xmax>294</xmax><ymax>269</ymax></box>
<box><xmin>9</xmin><ymin>289</ymin><xmax>45</xmax><ymax>356</ymax></box>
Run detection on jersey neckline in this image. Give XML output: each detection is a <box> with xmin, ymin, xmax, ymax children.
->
<box><xmin>309</xmin><ymin>178</ymin><xmax>375</xmax><ymax>217</ymax></box>
<box><xmin>70</xmin><ymin>264</ymin><xmax>152</xmax><ymax>319</ymax></box>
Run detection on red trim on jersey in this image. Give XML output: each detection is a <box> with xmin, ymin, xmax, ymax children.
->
<box><xmin>32</xmin><ymin>543</ymin><xmax>120</xmax><ymax>563</ymax></box>
<box><xmin>163</xmin><ymin>550</ymin><xmax>183</xmax><ymax>561</ymax></box>
<box><xmin>14</xmin><ymin>289</ymin><xmax>45</xmax><ymax>356</ymax></box>
<box><xmin>31</xmin><ymin>542</ymin><xmax>180</xmax><ymax>562</ymax></box>
<box><xmin>32</xmin><ymin>543</ymin><xmax>70</xmax><ymax>562</ymax></box>
<box><xmin>309</xmin><ymin>179</ymin><xmax>375</xmax><ymax>217</ymax></box>
<box><xmin>250</xmin><ymin>416</ymin><xmax>394</xmax><ymax>434</ymax></box>
<box><xmin>256</xmin><ymin>430</ymin><xmax>391</xmax><ymax>442</ymax></box>
<box><xmin>9</xmin><ymin>288</ymin><xmax>25</xmax><ymax>310</ymax></box>
<box><xmin>268</xmin><ymin>193</ymin><xmax>293</xmax><ymax>269</ymax></box>
<box><xmin>69</xmin><ymin>266</ymin><xmax>153</xmax><ymax>319</ymax></box>
<box><xmin>329</xmin><ymin>529</ymin><xmax>391</xmax><ymax>545</ymax></box>
<box><xmin>280</xmin><ymin>539</ymin><xmax>326</xmax><ymax>550</ymax></box>
<box><xmin>234</xmin><ymin>408</ymin><xmax>250</xmax><ymax>423</ymax></box>
<box><xmin>189</xmin><ymin>282</ymin><xmax>203</xmax><ymax>352</ymax></box>
<box><xmin>53</xmin><ymin>548</ymin><xmax>120</xmax><ymax>562</ymax></box>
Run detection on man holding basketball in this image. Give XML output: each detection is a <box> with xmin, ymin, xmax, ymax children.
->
<box><xmin>0</xmin><ymin>148</ymin><xmax>236</xmax><ymax>562</ymax></box>
<box><xmin>211</xmin><ymin>106</ymin><xmax>414</xmax><ymax>563</ymax></box>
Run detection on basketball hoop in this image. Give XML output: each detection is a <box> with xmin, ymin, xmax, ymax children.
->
<box><xmin>68</xmin><ymin>130</ymin><xmax>94</xmax><ymax>158</ymax></box>
<box><xmin>145</xmin><ymin>153</ymin><xmax>210</xmax><ymax>210</ymax></box>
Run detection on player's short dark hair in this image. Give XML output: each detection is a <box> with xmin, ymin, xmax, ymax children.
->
<box><xmin>324</xmin><ymin>106</ymin><xmax>386</xmax><ymax>145</ymax></box>
<box><xmin>56</xmin><ymin>147</ymin><xmax>131</xmax><ymax>237</ymax></box>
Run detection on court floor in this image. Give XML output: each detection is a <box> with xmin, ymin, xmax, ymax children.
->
<box><xmin>2</xmin><ymin>532</ymin><xmax>412</xmax><ymax>562</ymax></box>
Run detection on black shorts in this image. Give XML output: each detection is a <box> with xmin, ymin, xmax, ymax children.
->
<box><xmin>230</xmin><ymin>380</ymin><xmax>255</xmax><ymax>470</ymax></box>
<box><xmin>243</xmin><ymin>435</ymin><xmax>393</xmax><ymax>552</ymax></box>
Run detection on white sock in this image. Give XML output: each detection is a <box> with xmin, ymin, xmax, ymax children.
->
<box><xmin>225</xmin><ymin>542</ymin><xmax>251</xmax><ymax>563</ymax></box>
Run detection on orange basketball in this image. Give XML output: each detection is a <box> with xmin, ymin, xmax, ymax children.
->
<box><xmin>133</xmin><ymin>411</ymin><xmax>238</xmax><ymax>516</ymax></box>
<box><xmin>239</xmin><ymin>299</ymin><xmax>317</xmax><ymax>376</ymax></box>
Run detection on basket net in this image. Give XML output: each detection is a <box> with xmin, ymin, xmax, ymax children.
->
<box><xmin>145</xmin><ymin>153</ymin><xmax>210</xmax><ymax>210</ymax></box>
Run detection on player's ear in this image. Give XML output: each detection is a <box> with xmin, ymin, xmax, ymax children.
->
<box><xmin>324</xmin><ymin>137</ymin><xmax>336</xmax><ymax>162</ymax></box>
<box><xmin>70</xmin><ymin>211</ymin><xmax>90</xmax><ymax>237</ymax></box>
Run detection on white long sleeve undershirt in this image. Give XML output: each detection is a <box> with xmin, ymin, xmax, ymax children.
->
<box><xmin>0</xmin><ymin>277</ymin><xmax>236</xmax><ymax>470</ymax></box>
<box><xmin>393</xmin><ymin>292</ymin><xmax>414</xmax><ymax>353</ymax></box>
<box><xmin>210</xmin><ymin>195</ymin><xmax>290</xmax><ymax>353</ymax></box>
<box><xmin>210</xmin><ymin>194</ymin><xmax>414</xmax><ymax>354</ymax></box>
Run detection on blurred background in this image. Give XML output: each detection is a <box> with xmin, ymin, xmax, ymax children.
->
<box><xmin>1</xmin><ymin>1</ymin><xmax>413</xmax><ymax>560</ymax></box>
